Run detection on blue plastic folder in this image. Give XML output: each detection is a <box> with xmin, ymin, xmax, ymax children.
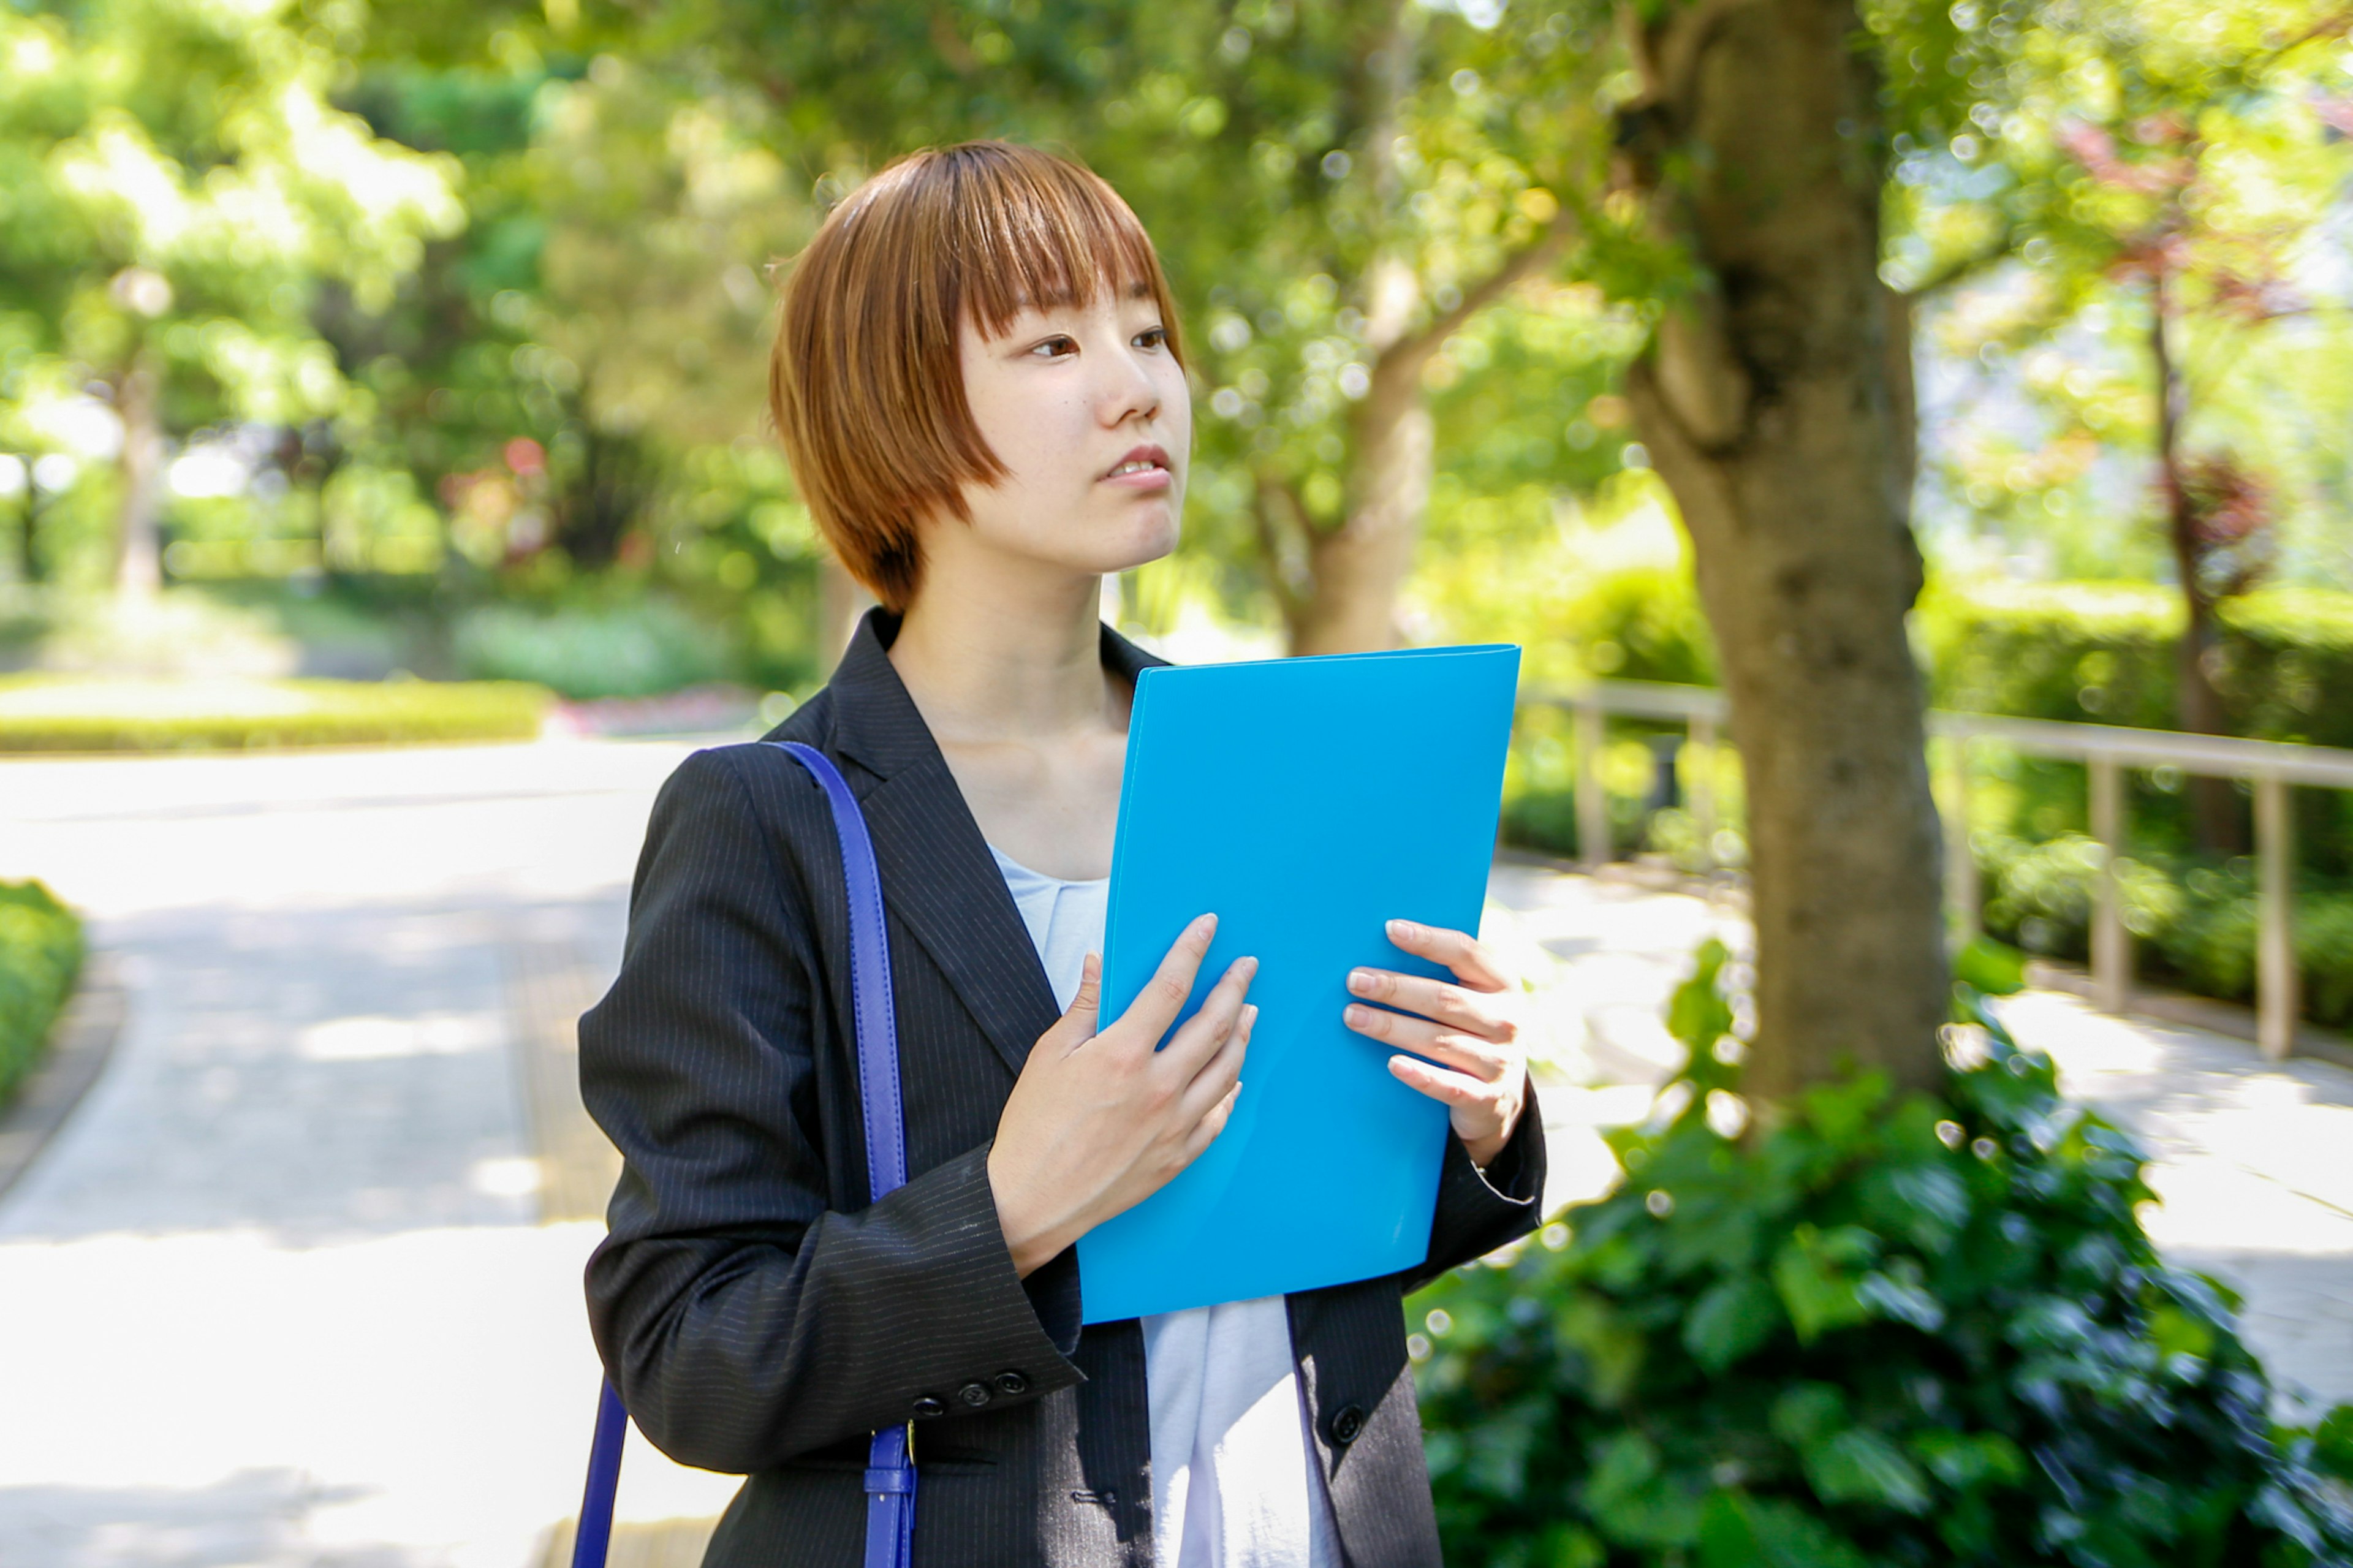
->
<box><xmin>1077</xmin><ymin>642</ymin><xmax>1521</xmax><ymax>1323</ymax></box>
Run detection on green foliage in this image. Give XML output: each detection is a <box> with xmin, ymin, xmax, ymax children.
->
<box><xmin>0</xmin><ymin>675</ymin><xmax>547</xmax><ymax>751</ymax></box>
<box><xmin>1417</xmin><ymin>942</ymin><xmax>2353</xmax><ymax>1566</ymax></box>
<box><xmin>1977</xmin><ymin>833</ymin><xmax>2353</xmax><ymax>1030</ymax></box>
<box><xmin>452</xmin><ymin>596</ymin><xmax>730</xmax><ymax>699</ymax></box>
<box><xmin>1920</xmin><ymin>581</ymin><xmax>2353</xmax><ymax>747</ymax></box>
<box><xmin>0</xmin><ymin>879</ymin><xmax>83</xmax><ymax>1110</ymax></box>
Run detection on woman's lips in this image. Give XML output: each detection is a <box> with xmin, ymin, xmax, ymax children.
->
<box><xmin>1101</xmin><ymin>463</ymin><xmax>1172</xmax><ymax>490</ymax></box>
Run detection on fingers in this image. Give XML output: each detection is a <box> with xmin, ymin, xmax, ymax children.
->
<box><xmin>1343</xmin><ymin>1002</ymin><xmax>1511</xmax><ymax>1081</ymax></box>
<box><xmin>1384</xmin><ymin>919</ymin><xmax>1512</xmax><ymax>993</ymax></box>
<box><xmin>1118</xmin><ymin>914</ymin><xmax>1219</xmax><ymax>1040</ymax></box>
<box><xmin>1182</xmin><ymin>1078</ymin><xmax>1243</xmax><ymax>1160</ymax></box>
<box><xmin>1054</xmin><ymin>953</ymin><xmax>1102</xmax><ymax>1040</ymax></box>
<box><xmin>1176</xmin><ymin>1002</ymin><xmax>1252</xmax><ymax>1124</ymax></box>
<box><xmin>1159</xmin><ymin>955</ymin><xmax>1256</xmax><ymax>1073</ymax></box>
<box><xmin>1387</xmin><ymin>1053</ymin><xmax>1504</xmax><ymax>1113</ymax></box>
<box><xmin>1346</xmin><ymin>966</ymin><xmax>1518</xmax><ymax>1042</ymax></box>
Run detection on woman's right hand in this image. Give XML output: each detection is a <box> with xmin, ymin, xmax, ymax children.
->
<box><xmin>987</xmin><ymin>914</ymin><xmax>1255</xmax><ymax>1277</ymax></box>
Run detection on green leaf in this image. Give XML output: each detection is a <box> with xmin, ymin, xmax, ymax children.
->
<box><xmin>1771</xmin><ymin>1225</ymin><xmax>1877</xmax><ymax>1343</ymax></box>
<box><xmin>1581</xmin><ymin>1433</ymin><xmax>1702</xmax><ymax>1548</ymax></box>
<box><xmin>1804</xmin><ymin>1428</ymin><xmax>1934</xmax><ymax>1514</ymax></box>
<box><xmin>1770</xmin><ymin>1383</ymin><xmax>1848</xmax><ymax>1450</ymax></box>
<box><xmin>1699</xmin><ymin>1492</ymin><xmax>1870</xmax><ymax>1568</ymax></box>
<box><xmin>1953</xmin><ymin>935</ymin><xmax>2029</xmax><ymax>995</ymax></box>
<box><xmin>1682</xmin><ymin>1274</ymin><xmax>1781</xmax><ymax>1372</ymax></box>
<box><xmin>2308</xmin><ymin>1404</ymin><xmax>2353</xmax><ymax>1482</ymax></box>
<box><xmin>1911</xmin><ymin>1429</ymin><xmax>2028</xmax><ymax>1489</ymax></box>
<box><xmin>1856</xmin><ymin>1267</ymin><xmax>1948</xmax><ymax>1333</ymax></box>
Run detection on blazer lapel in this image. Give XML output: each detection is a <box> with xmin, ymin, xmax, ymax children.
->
<box><xmin>819</xmin><ymin>609</ymin><xmax>1170</xmax><ymax>1081</ymax></box>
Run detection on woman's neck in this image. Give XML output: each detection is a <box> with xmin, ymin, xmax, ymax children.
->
<box><xmin>888</xmin><ymin>561</ymin><xmax>1116</xmax><ymax>746</ymax></box>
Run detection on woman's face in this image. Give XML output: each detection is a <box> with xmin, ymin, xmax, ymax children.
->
<box><xmin>945</xmin><ymin>280</ymin><xmax>1190</xmax><ymax>581</ymax></box>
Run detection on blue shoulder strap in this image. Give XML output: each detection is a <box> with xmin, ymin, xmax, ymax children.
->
<box><xmin>574</xmin><ymin>740</ymin><xmax>915</xmax><ymax>1568</ymax></box>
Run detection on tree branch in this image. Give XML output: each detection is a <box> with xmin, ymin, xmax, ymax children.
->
<box><xmin>1373</xmin><ymin>210</ymin><xmax>1579</xmax><ymax>377</ymax></box>
<box><xmin>1897</xmin><ymin>225</ymin><xmax>2018</xmax><ymax>302</ymax></box>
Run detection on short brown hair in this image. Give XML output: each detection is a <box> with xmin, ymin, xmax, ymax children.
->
<box><xmin>768</xmin><ymin>142</ymin><xmax>1186</xmax><ymax>612</ymax></box>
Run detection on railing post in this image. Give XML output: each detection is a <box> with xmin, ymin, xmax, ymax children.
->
<box><xmin>2256</xmin><ymin>772</ymin><xmax>2298</xmax><ymax>1061</ymax></box>
<box><xmin>2089</xmin><ymin>756</ymin><xmax>2129</xmax><ymax>1013</ymax></box>
<box><xmin>1944</xmin><ymin>733</ymin><xmax>1979</xmax><ymax>942</ymax></box>
<box><xmin>1576</xmin><ymin>700</ymin><xmax>1608</xmax><ymax>872</ymax></box>
<box><xmin>1688</xmin><ymin>715</ymin><xmax>1718</xmax><ymax>870</ymax></box>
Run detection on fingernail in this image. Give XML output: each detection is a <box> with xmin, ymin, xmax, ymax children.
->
<box><xmin>1239</xmin><ymin>955</ymin><xmax>1259</xmax><ymax>977</ymax></box>
<box><xmin>1347</xmin><ymin>968</ymin><xmax>1374</xmax><ymax>994</ymax></box>
<box><xmin>1387</xmin><ymin>918</ymin><xmax>1411</xmax><ymax>937</ymax></box>
<box><xmin>1344</xmin><ymin>1003</ymin><xmax>1366</xmax><ymax>1025</ymax></box>
<box><xmin>1242</xmin><ymin>1004</ymin><xmax>1259</xmax><ymax>1030</ymax></box>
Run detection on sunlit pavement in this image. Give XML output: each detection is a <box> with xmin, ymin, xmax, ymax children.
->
<box><xmin>0</xmin><ymin>742</ymin><xmax>2346</xmax><ymax>1568</ymax></box>
<box><xmin>1497</xmin><ymin>862</ymin><xmax>2353</xmax><ymax>1419</ymax></box>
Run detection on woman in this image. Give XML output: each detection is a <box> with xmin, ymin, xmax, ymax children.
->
<box><xmin>580</xmin><ymin>141</ymin><xmax>1544</xmax><ymax>1568</ymax></box>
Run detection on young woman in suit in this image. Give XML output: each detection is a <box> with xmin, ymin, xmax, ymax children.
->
<box><xmin>580</xmin><ymin>141</ymin><xmax>1544</xmax><ymax>1568</ymax></box>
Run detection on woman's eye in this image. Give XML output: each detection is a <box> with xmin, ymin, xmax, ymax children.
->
<box><xmin>1029</xmin><ymin>336</ymin><xmax>1077</xmax><ymax>359</ymax></box>
<box><xmin>1134</xmin><ymin>327</ymin><xmax>1167</xmax><ymax>350</ymax></box>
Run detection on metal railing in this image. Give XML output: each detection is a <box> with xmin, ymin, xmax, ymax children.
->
<box><xmin>1523</xmin><ymin>679</ymin><xmax>2353</xmax><ymax>1060</ymax></box>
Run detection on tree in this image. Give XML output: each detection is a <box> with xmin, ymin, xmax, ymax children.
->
<box><xmin>633</xmin><ymin>0</ymin><xmax>1617</xmax><ymax>653</ymax></box>
<box><xmin>1889</xmin><ymin>0</ymin><xmax>2353</xmax><ymax>849</ymax></box>
<box><xmin>1612</xmin><ymin>0</ymin><xmax>1951</xmax><ymax>1096</ymax></box>
<box><xmin>0</xmin><ymin>0</ymin><xmax>460</xmax><ymax>602</ymax></box>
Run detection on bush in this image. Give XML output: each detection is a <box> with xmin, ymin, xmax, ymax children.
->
<box><xmin>1975</xmin><ymin>834</ymin><xmax>2353</xmax><ymax>1031</ymax></box>
<box><xmin>452</xmin><ymin>597</ymin><xmax>732</xmax><ymax>699</ymax></box>
<box><xmin>0</xmin><ymin>676</ymin><xmax>550</xmax><ymax>752</ymax></box>
<box><xmin>0</xmin><ymin>880</ymin><xmax>83</xmax><ymax>1108</ymax></box>
<box><xmin>1416</xmin><ymin>942</ymin><xmax>2353</xmax><ymax>1567</ymax></box>
<box><xmin>1919</xmin><ymin>581</ymin><xmax>2353</xmax><ymax>748</ymax></box>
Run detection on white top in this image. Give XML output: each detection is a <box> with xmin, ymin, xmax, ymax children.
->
<box><xmin>990</xmin><ymin>846</ymin><xmax>1341</xmax><ymax>1568</ymax></box>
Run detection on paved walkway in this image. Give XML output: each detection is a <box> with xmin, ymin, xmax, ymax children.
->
<box><xmin>0</xmin><ymin>741</ymin><xmax>2345</xmax><ymax>1568</ymax></box>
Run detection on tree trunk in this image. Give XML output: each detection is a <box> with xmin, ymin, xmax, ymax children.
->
<box><xmin>113</xmin><ymin>354</ymin><xmax>164</xmax><ymax>604</ymax></box>
<box><xmin>2150</xmin><ymin>274</ymin><xmax>2243</xmax><ymax>854</ymax></box>
<box><xmin>1290</xmin><ymin>354</ymin><xmax>1433</xmax><ymax>655</ymax></box>
<box><xmin>1618</xmin><ymin>0</ymin><xmax>1947</xmax><ymax>1097</ymax></box>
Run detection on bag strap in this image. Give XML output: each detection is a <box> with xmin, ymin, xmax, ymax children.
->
<box><xmin>572</xmin><ymin>741</ymin><xmax>915</xmax><ymax>1568</ymax></box>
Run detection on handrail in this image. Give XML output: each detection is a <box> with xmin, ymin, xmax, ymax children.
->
<box><xmin>1519</xmin><ymin>678</ymin><xmax>2345</xmax><ymax>1061</ymax></box>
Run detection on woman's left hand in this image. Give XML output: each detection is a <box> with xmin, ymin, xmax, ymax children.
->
<box><xmin>1343</xmin><ymin>919</ymin><xmax>1529</xmax><ymax>1169</ymax></box>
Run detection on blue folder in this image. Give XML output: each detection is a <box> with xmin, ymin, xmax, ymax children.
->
<box><xmin>1077</xmin><ymin>642</ymin><xmax>1521</xmax><ymax>1323</ymax></box>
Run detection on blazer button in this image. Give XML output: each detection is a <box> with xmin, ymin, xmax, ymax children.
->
<box><xmin>957</xmin><ymin>1381</ymin><xmax>993</xmax><ymax>1409</ymax></box>
<box><xmin>1328</xmin><ymin>1404</ymin><xmax>1367</xmax><ymax>1445</ymax></box>
<box><xmin>911</xmin><ymin>1395</ymin><xmax>947</xmax><ymax>1420</ymax></box>
<box><xmin>993</xmin><ymin>1370</ymin><xmax>1029</xmax><ymax>1396</ymax></box>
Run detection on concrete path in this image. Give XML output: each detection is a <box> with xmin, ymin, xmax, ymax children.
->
<box><xmin>0</xmin><ymin>738</ymin><xmax>740</xmax><ymax>1568</ymax></box>
<box><xmin>1494</xmin><ymin>859</ymin><xmax>2353</xmax><ymax>1420</ymax></box>
<box><xmin>0</xmin><ymin>741</ymin><xmax>2344</xmax><ymax>1568</ymax></box>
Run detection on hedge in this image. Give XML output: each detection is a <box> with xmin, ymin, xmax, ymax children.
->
<box><xmin>1521</xmin><ymin>569</ymin><xmax>2353</xmax><ymax>746</ymax></box>
<box><xmin>1416</xmin><ymin>941</ymin><xmax>2353</xmax><ymax>1566</ymax></box>
<box><xmin>0</xmin><ymin>880</ymin><xmax>82</xmax><ymax>1110</ymax></box>
<box><xmin>1977</xmin><ymin>833</ymin><xmax>2353</xmax><ymax>1030</ymax></box>
<box><xmin>1919</xmin><ymin>581</ymin><xmax>2353</xmax><ymax>748</ymax></box>
<box><xmin>0</xmin><ymin>676</ymin><xmax>552</xmax><ymax>752</ymax></box>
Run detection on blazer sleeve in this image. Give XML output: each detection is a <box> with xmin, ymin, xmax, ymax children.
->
<box><xmin>1404</xmin><ymin>1075</ymin><xmax>1546</xmax><ymax>1295</ymax></box>
<box><xmin>579</xmin><ymin>746</ymin><xmax>1083</xmax><ymax>1475</ymax></box>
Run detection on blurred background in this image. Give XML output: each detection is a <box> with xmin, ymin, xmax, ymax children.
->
<box><xmin>4</xmin><ymin>0</ymin><xmax>2352</xmax><ymax>1563</ymax></box>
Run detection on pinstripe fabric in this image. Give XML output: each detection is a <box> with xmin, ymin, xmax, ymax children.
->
<box><xmin>580</xmin><ymin>608</ymin><xmax>1545</xmax><ymax>1568</ymax></box>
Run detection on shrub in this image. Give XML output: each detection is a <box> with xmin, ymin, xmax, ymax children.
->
<box><xmin>0</xmin><ymin>880</ymin><xmax>83</xmax><ymax>1108</ymax></box>
<box><xmin>1416</xmin><ymin>942</ymin><xmax>2353</xmax><ymax>1567</ymax></box>
<box><xmin>0</xmin><ymin>676</ymin><xmax>550</xmax><ymax>752</ymax></box>
<box><xmin>1975</xmin><ymin>834</ymin><xmax>2353</xmax><ymax>1031</ymax></box>
<box><xmin>452</xmin><ymin>597</ymin><xmax>732</xmax><ymax>699</ymax></box>
<box><xmin>1919</xmin><ymin>580</ymin><xmax>2353</xmax><ymax>748</ymax></box>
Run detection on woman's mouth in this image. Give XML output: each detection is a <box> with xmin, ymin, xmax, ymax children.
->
<box><xmin>1102</xmin><ymin>446</ymin><xmax>1173</xmax><ymax>490</ymax></box>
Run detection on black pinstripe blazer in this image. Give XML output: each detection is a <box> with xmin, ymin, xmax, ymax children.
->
<box><xmin>580</xmin><ymin>608</ymin><xmax>1544</xmax><ymax>1567</ymax></box>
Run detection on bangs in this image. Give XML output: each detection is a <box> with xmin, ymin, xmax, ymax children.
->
<box><xmin>932</xmin><ymin>146</ymin><xmax>1180</xmax><ymax>350</ymax></box>
<box><xmin>770</xmin><ymin>141</ymin><xmax>1183</xmax><ymax>613</ymax></box>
